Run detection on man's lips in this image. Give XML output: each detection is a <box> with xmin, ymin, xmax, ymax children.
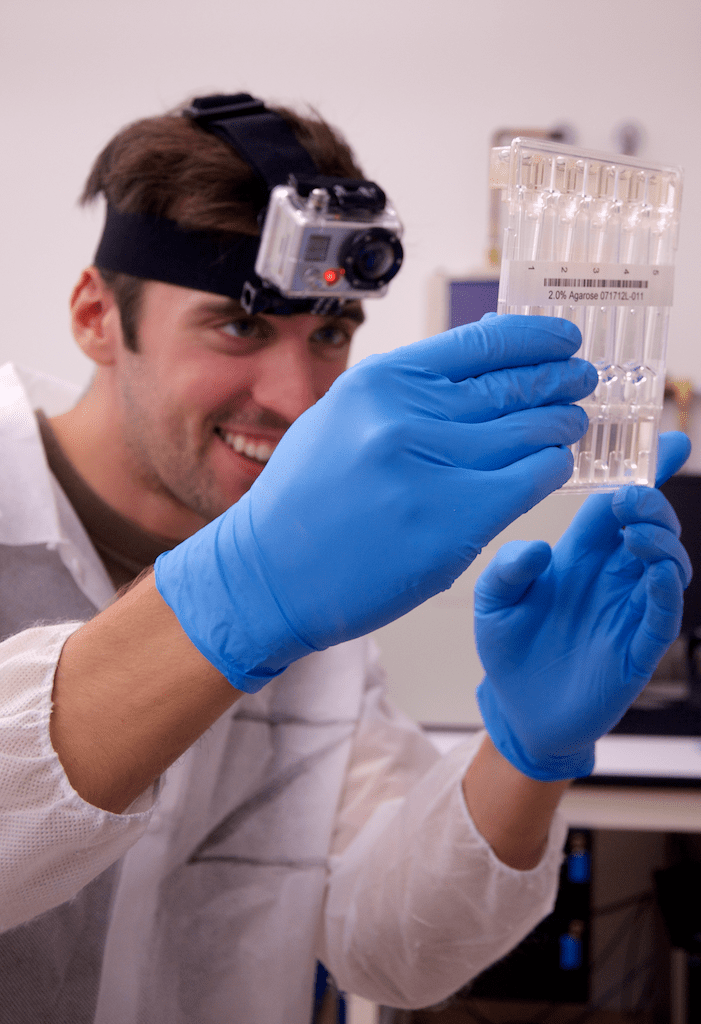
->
<box><xmin>215</xmin><ymin>427</ymin><xmax>276</xmax><ymax>465</ymax></box>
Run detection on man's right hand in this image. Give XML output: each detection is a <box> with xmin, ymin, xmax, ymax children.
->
<box><xmin>155</xmin><ymin>314</ymin><xmax>597</xmax><ymax>690</ymax></box>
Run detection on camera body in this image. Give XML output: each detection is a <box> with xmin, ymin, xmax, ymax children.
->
<box><xmin>255</xmin><ymin>177</ymin><xmax>404</xmax><ymax>301</ymax></box>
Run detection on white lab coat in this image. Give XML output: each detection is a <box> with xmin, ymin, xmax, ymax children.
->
<box><xmin>0</xmin><ymin>363</ymin><xmax>568</xmax><ymax>1022</ymax></box>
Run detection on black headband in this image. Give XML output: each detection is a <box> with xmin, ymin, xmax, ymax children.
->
<box><xmin>93</xmin><ymin>205</ymin><xmax>348</xmax><ymax>315</ymax></box>
<box><xmin>94</xmin><ymin>205</ymin><xmax>260</xmax><ymax>298</ymax></box>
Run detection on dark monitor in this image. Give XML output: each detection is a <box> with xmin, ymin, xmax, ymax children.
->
<box><xmin>613</xmin><ymin>473</ymin><xmax>701</xmax><ymax>738</ymax></box>
<box><xmin>660</xmin><ymin>475</ymin><xmax>701</xmax><ymax>639</ymax></box>
<box><xmin>449</xmin><ymin>279</ymin><xmax>499</xmax><ymax>328</ymax></box>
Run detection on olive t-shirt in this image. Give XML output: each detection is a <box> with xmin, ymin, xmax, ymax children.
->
<box><xmin>36</xmin><ymin>411</ymin><xmax>177</xmax><ymax>590</ymax></box>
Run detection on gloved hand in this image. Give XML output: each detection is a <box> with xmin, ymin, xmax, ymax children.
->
<box><xmin>155</xmin><ymin>314</ymin><xmax>597</xmax><ymax>691</ymax></box>
<box><xmin>474</xmin><ymin>431</ymin><xmax>693</xmax><ymax>781</ymax></box>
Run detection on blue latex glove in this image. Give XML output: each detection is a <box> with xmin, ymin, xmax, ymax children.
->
<box><xmin>474</xmin><ymin>431</ymin><xmax>693</xmax><ymax>781</ymax></box>
<box><xmin>155</xmin><ymin>314</ymin><xmax>596</xmax><ymax>691</ymax></box>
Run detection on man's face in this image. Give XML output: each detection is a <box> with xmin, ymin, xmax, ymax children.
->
<box><xmin>112</xmin><ymin>281</ymin><xmax>363</xmax><ymax>533</ymax></box>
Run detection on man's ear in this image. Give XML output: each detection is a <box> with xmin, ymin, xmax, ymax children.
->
<box><xmin>70</xmin><ymin>267</ymin><xmax>123</xmax><ymax>365</ymax></box>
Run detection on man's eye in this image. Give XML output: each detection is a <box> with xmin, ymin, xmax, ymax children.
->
<box><xmin>221</xmin><ymin>318</ymin><xmax>261</xmax><ymax>339</ymax></box>
<box><xmin>311</xmin><ymin>325</ymin><xmax>351</xmax><ymax>351</ymax></box>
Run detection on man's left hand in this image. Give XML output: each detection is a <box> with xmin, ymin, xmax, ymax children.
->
<box><xmin>474</xmin><ymin>431</ymin><xmax>693</xmax><ymax>781</ymax></box>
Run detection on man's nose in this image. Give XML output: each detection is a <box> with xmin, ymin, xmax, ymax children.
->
<box><xmin>249</xmin><ymin>338</ymin><xmax>320</xmax><ymax>423</ymax></box>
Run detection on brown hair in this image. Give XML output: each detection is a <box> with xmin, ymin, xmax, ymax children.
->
<box><xmin>82</xmin><ymin>98</ymin><xmax>365</xmax><ymax>348</ymax></box>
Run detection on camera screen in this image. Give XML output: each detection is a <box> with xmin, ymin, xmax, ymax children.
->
<box><xmin>304</xmin><ymin>235</ymin><xmax>331</xmax><ymax>262</ymax></box>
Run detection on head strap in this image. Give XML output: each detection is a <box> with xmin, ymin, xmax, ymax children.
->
<box><xmin>93</xmin><ymin>94</ymin><xmax>349</xmax><ymax>315</ymax></box>
<box><xmin>184</xmin><ymin>93</ymin><xmax>319</xmax><ymax>196</ymax></box>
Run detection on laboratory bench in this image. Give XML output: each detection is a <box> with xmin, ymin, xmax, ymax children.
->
<box><xmin>345</xmin><ymin>728</ymin><xmax>701</xmax><ymax>1024</ymax></box>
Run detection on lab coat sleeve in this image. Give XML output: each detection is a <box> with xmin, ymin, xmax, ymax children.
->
<box><xmin>0</xmin><ymin>623</ymin><xmax>155</xmax><ymax>933</ymax></box>
<box><xmin>319</xmin><ymin>646</ymin><xmax>568</xmax><ymax>1009</ymax></box>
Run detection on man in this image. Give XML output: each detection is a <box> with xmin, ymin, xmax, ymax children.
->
<box><xmin>0</xmin><ymin>93</ymin><xmax>691</xmax><ymax>1024</ymax></box>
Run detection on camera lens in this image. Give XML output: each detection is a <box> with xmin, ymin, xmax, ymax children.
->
<box><xmin>354</xmin><ymin>239</ymin><xmax>396</xmax><ymax>280</ymax></box>
<box><xmin>339</xmin><ymin>228</ymin><xmax>403</xmax><ymax>289</ymax></box>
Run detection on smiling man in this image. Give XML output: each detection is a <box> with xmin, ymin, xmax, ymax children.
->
<box><xmin>0</xmin><ymin>94</ymin><xmax>691</xmax><ymax>1024</ymax></box>
<box><xmin>47</xmin><ymin>96</ymin><xmax>370</xmax><ymax>554</ymax></box>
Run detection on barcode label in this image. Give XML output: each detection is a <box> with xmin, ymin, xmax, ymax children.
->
<box><xmin>544</xmin><ymin>278</ymin><xmax>647</xmax><ymax>289</ymax></box>
<box><xmin>500</xmin><ymin>261</ymin><xmax>674</xmax><ymax>309</ymax></box>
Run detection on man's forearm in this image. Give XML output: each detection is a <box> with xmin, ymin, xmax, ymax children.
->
<box><xmin>462</xmin><ymin>734</ymin><xmax>570</xmax><ymax>870</ymax></box>
<box><xmin>49</xmin><ymin>572</ymin><xmax>242</xmax><ymax>814</ymax></box>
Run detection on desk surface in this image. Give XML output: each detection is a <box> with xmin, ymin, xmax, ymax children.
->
<box><xmin>424</xmin><ymin>725</ymin><xmax>701</xmax><ymax>833</ymax></box>
<box><xmin>561</xmin><ymin>784</ymin><xmax>701</xmax><ymax>833</ymax></box>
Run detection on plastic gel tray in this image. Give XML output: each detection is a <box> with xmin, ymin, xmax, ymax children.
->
<box><xmin>490</xmin><ymin>138</ymin><xmax>683</xmax><ymax>492</ymax></box>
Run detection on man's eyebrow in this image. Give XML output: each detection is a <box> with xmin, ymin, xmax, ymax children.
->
<box><xmin>204</xmin><ymin>298</ymin><xmax>247</xmax><ymax>315</ymax></box>
<box><xmin>191</xmin><ymin>297</ymin><xmax>246</xmax><ymax>320</ymax></box>
<box><xmin>339</xmin><ymin>304</ymin><xmax>365</xmax><ymax>325</ymax></box>
<box><xmin>196</xmin><ymin>297</ymin><xmax>365</xmax><ymax>324</ymax></box>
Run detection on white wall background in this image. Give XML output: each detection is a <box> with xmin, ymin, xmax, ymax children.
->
<box><xmin>1</xmin><ymin>0</ymin><xmax>699</xmax><ymax>723</ymax></box>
